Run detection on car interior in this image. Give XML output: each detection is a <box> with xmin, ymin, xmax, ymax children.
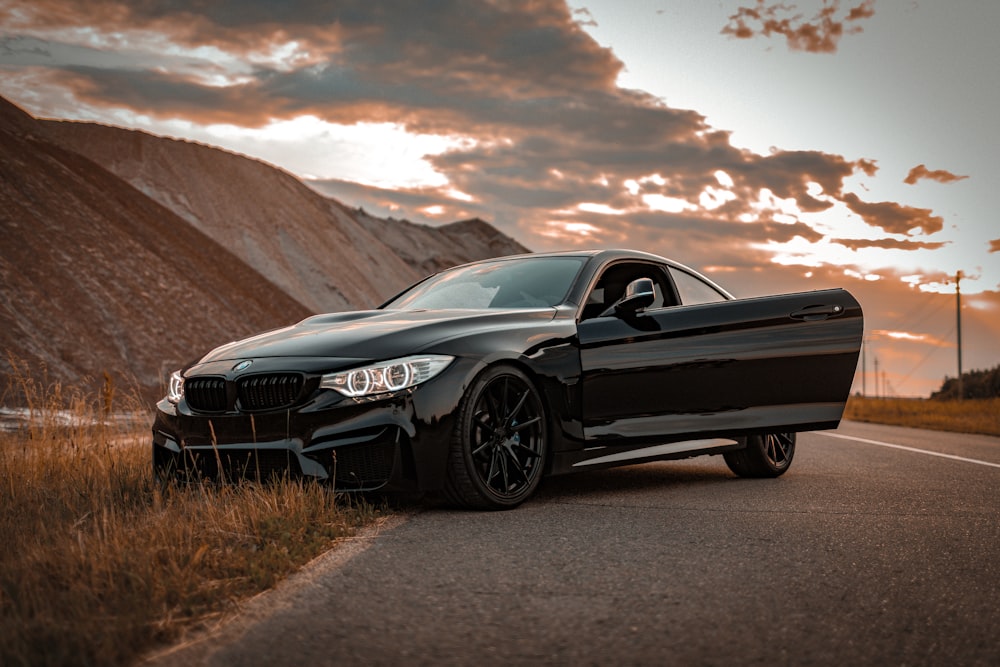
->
<box><xmin>580</xmin><ymin>262</ymin><xmax>680</xmax><ymax>321</ymax></box>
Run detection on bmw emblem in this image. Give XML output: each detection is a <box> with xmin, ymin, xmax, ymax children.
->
<box><xmin>233</xmin><ymin>360</ymin><xmax>253</xmax><ymax>372</ymax></box>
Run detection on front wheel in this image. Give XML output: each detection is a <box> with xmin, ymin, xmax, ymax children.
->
<box><xmin>724</xmin><ymin>432</ymin><xmax>795</xmax><ymax>478</ymax></box>
<box><xmin>443</xmin><ymin>365</ymin><xmax>547</xmax><ymax>510</ymax></box>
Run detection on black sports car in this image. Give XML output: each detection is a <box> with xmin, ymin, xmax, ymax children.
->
<box><xmin>153</xmin><ymin>249</ymin><xmax>863</xmax><ymax>509</ymax></box>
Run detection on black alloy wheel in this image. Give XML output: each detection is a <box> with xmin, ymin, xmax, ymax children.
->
<box><xmin>444</xmin><ymin>365</ymin><xmax>547</xmax><ymax>510</ymax></box>
<box><xmin>723</xmin><ymin>432</ymin><xmax>795</xmax><ymax>478</ymax></box>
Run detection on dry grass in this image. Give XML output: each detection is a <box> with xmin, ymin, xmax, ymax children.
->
<box><xmin>844</xmin><ymin>396</ymin><xmax>1000</xmax><ymax>437</ymax></box>
<box><xmin>0</xmin><ymin>372</ymin><xmax>378</xmax><ymax>667</ymax></box>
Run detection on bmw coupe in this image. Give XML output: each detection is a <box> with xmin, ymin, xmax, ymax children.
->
<box><xmin>153</xmin><ymin>249</ymin><xmax>863</xmax><ymax>509</ymax></box>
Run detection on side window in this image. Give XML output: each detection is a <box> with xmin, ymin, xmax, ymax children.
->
<box><xmin>580</xmin><ymin>262</ymin><xmax>677</xmax><ymax>320</ymax></box>
<box><xmin>668</xmin><ymin>268</ymin><xmax>728</xmax><ymax>306</ymax></box>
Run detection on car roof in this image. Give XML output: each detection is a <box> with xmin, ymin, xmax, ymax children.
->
<box><xmin>452</xmin><ymin>248</ymin><xmax>703</xmax><ymax>274</ymax></box>
<box><xmin>451</xmin><ymin>249</ymin><xmax>735</xmax><ymax>301</ymax></box>
<box><xmin>454</xmin><ymin>248</ymin><xmax>664</xmax><ymax>264</ymax></box>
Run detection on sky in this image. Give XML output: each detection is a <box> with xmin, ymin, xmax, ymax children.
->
<box><xmin>1</xmin><ymin>0</ymin><xmax>997</xmax><ymax>397</ymax></box>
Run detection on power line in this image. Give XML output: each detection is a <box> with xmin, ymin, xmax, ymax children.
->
<box><xmin>909</xmin><ymin>294</ymin><xmax>950</xmax><ymax>332</ymax></box>
<box><xmin>900</xmin><ymin>285</ymin><xmax>947</xmax><ymax>329</ymax></box>
<box><xmin>895</xmin><ymin>324</ymin><xmax>955</xmax><ymax>392</ymax></box>
<box><xmin>859</xmin><ymin>271</ymin><xmax>969</xmax><ymax>398</ymax></box>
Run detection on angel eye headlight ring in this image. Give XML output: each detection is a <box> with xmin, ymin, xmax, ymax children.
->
<box><xmin>167</xmin><ymin>370</ymin><xmax>185</xmax><ymax>404</ymax></box>
<box><xmin>320</xmin><ymin>355</ymin><xmax>453</xmax><ymax>398</ymax></box>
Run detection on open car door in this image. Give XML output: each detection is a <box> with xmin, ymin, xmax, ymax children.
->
<box><xmin>577</xmin><ymin>288</ymin><xmax>863</xmax><ymax>442</ymax></box>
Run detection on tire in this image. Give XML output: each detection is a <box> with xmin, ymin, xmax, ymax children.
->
<box><xmin>443</xmin><ymin>365</ymin><xmax>548</xmax><ymax>510</ymax></box>
<box><xmin>724</xmin><ymin>432</ymin><xmax>795</xmax><ymax>478</ymax></box>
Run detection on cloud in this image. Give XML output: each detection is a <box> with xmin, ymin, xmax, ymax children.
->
<box><xmin>903</xmin><ymin>164</ymin><xmax>969</xmax><ymax>185</ymax></box>
<box><xmin>840</xmin><ymin>193</ymin><xmax>944</xmax><ymax>235</ymax></box>
<box><xmin>831</xmin><ymin>237</ymin><xmax>948</xmax><ymax>251</ymax></box>
<box><xmin>1</xmin><ymin>1</ymin><xmax>623</xmax><ymax>92</ymax></box>
<box><xmin>3</xmin><ymin>1</ymin><xmax>640</xmax><ymax>136</ymax></box>
<box><xmin>722</xmin><ymin>0</ymin><xmax>876</xmax><ymax>53</ymax></box>
<box><xmin>47</xmin><ymin>66</ymin><xmax>278</xmax><ymax>126</ymax></box>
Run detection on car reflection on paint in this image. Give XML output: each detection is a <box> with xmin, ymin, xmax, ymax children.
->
<box><xmin>152</xmin><ymin>249</ymin><xmax>863</xmax><ymax>509</ymax></box>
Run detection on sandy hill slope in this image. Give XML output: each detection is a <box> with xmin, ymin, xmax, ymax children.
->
<box><xmin>42</xmin><ymin>121</ymin><xmax>529</xmax><ymax>313</ymax></box>
<box><xmin>41</xmin><ymin>121</ymin><xmax>419</xmax><ymax>313</ymax></box>
<box><xmin>0</xmin><ymin>97</ymin><xmax>311</xmax><ymax>398</ymax></box>
<box><xmin>353</xmin><ymin>212</ymin><xmax>530</xmax><ymax>276</ymax></box>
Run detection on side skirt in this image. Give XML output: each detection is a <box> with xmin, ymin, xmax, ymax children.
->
<box><xmin>548</xmin><ymin>438</ymin><xmax>742</xmax><ymax>475</ymax></box>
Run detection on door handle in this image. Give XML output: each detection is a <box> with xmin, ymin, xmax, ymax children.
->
<box><xmin>790</xmin><ymin>304</ymin><xmax>844</xmax><ymax>321</ymax></box>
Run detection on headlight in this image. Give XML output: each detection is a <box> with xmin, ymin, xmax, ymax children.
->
<box><xmin>320</xmin><ymin>355</ymin><xmax>454</xmax><ymax>398</ymax></box>
<box><xmin>167</xmin><ymin>370</ymin><xmax>185</xmax><ymax>404</ymax></box>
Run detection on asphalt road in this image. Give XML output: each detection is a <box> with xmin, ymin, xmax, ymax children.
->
<box><xmin>147</xmin><ymin>421</ymin><xmax>1000</xmax><ymax>666</ymax></box>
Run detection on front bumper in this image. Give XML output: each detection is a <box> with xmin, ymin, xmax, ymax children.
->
<box><xmin>152</xmin><ymin>357</ymin><xmax>481</xmax><ymax>492</ymax></box>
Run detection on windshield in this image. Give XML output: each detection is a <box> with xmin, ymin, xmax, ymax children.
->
<box><xmin>383</xmin><ymin>256</ymin><xmax>586</xmax><ymax>310</ymax></box>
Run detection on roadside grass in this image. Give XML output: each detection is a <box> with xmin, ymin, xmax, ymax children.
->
<box><xmin>0</xmin><ymin>377</ymin><xmax>379</xmax><ymax>667</ymax></box>
<box><xmin>844</xmin><ymin>396</ymin><xmax>1000</xmax><ymax>437</ymax></box>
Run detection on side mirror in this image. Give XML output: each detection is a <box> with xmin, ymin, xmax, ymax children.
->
<box><xmin>614</xmin><ymin>278</ymin><xmax>655</xmax><ymax>316</ymax></box>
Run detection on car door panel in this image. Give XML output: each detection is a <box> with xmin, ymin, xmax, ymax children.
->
<box><xmin>577</xmin><ymin>288</ymin><xmax>862</xmax><ymax>441</ymax></box>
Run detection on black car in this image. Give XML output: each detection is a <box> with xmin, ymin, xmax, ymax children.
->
<box><xmin>153</xmin><ymin>249</ymin><xmax>863</xmax><ymax>509</ymax></box>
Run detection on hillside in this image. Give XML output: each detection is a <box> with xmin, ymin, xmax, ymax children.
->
<box><xmin>0</xmin><ymin>97</ymin><xmax>311</xmax><ymax>398</ymax></box>
<box><xmin>1</xmin><ymin>97</ymin><xmax>529</xmax><ymax>400</ymax></box>
<box><xmin>354</xmin><ymin>211</ymin><xmax>532</xmax><ymax>276</ymax></box>
<box><xmin>41</xmin><ymin>121</ymin><xmax>529</xmax><ymax>312</ymax></box>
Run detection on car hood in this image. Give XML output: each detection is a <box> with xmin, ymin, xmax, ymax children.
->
<box><xmin>196</xmin><ymin>308</ymin><xmax>559</xmax><ymax>365</ymax></box>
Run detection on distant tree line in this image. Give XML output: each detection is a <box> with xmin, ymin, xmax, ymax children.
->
<box><xmin>931</xmin><ymin>363</ymin><xmax>1000</xmax><ymax>400</ymax></box>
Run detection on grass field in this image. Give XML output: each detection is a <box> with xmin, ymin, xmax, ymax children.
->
<box><xmin>0</xmin><ymin>382</ymin><xmax>378</xmax><ymax>667</ymax></box>
<box><xmin>844</xmin><ymin>396</ymin><xmax>1000</xmax><ymax>437</ymax></box>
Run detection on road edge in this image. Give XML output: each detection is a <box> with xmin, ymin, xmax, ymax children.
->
<box><xmin>140</xmin><ymin>510</ymin><xmax>416</xmax><ymax>666</ymax></box>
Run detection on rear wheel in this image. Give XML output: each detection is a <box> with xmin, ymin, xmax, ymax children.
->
<box><xmin>443</xmin><ymin>365</ymin><xmax>547</xmax><ymax>510</ymax></box>
<box><xmin>724</xmin><ymin>432</ymin><xmax>795</xmax><ymax>478</ymax></box>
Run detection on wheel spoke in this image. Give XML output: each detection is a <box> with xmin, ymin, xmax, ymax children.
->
<box><xmin>484</xmin><ymin>389</ymin><xmax>502</xmax><ymax>426</ymax></box>
<box><xmin>766</xmin><ymin>433</ymin><xmax>791</xmax><ymax>465</ymax></box>
<box><xmin>486</xmin><ymin>447</ymin><xmax>500</xmax><ymax>485</ymax></box>
<box><xmin>471</xmin><ymin>412</ymin><xmax>495</xmax><ymax>458</ymax></box>
<box><xmin>472</xmin><ymin>440</ymin><xmax>493</xmax><ymax>458</ymax></box>
<box><xmin>474</xmin><ymin>413</ymin><xmax>496</xmax><ymax>436</ymax></box>
<box><xmin>504</xmin><ymin>447</ymin><xmax>531</xmax><ymax>485</ymax></box>
<box><xmin>512</xmin><ymin>442</ymin><xmax>541</xmax><ymax>459</ymax></box>
<box><xmin>503</xmin><ymin>389</ymin><xmax>530</xmax><ymax>426</ymax></box>
<box><xmin>509</xmin><ymin>416</ymin><xmax>540</xmax><ymax>433</ymax></box>
<box><xmin>497</xmin><ymin>446</ymin><xmax>511</xmax><ymax>492</ymax></box>
<box><xmin>499</xmin><ymin>378</ymin><xmax>510</xmax><ymax>422</ymax></box>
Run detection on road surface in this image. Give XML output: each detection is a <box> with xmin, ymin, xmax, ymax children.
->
<box><xmin>147</xmin><ymin>421</ymin><xmax>1000</xmax><ymax>666</ymax></box>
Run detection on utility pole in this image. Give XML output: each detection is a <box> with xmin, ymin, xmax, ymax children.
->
<box><xmin>861</xmin><ymin>338</ymin><xmax>867</xmax><ymax>397</ymax></box>
<box><xmin>874</xmin><ymin>356</ymin><xmax>880</xmax><ymax>399</ymax></box>
<box><xmin>956</xmin><ymin>271</ymin><xmax>963</xmax><ymax>401</ymax></box>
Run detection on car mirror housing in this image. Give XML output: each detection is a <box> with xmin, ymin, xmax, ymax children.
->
<box><xmin>615</xmin><ymin>278</ymin><xmax>656</xmax><ymax>316</ymax></box>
